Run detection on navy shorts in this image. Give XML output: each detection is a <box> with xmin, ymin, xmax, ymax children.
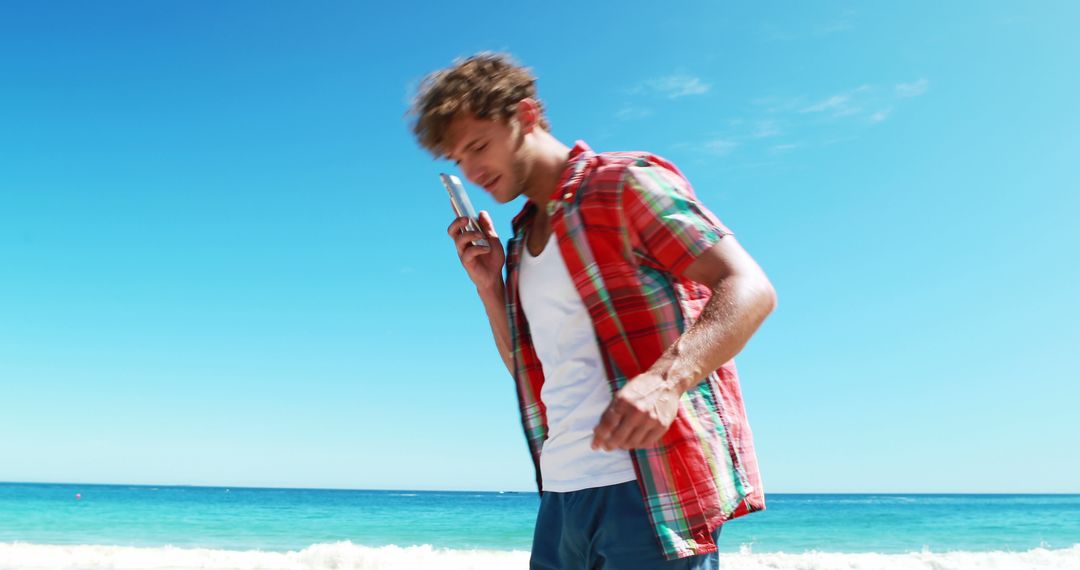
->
<box><xmin>530</xmin><ymin>480</ymin><xmax>722</xmax><ymax>569</ymax></box>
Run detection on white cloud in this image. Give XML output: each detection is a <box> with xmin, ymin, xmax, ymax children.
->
<box><xmin>896</xmin><ymin>78</ymin><xmax>929</xmax><ymax>98</ymax></box>
<box><xmin>638</xmin><ymin>74</ymin><xmax>711</xmax><ymax>98</ymax></box>
<box><xmin>752</xmin><ymin>120</ymin><xmax>782</xmax><ymax>139</ymax></box>
<box><xmin>869</xmin><ymin>107</ymin><xmax>893</xmax><ymax>124</ymax></box>
<box><xmin>615</xmin><ymin>104</ymin><xmax>653</xmax><ymax>121</ymax></box>
<box><xmin>752</xmin><ymin>95</ymin><xmax>807</xmax><ymax>115</ymax></box>
<box><xmin>832</xmin><ymin>105</ymin><xmax>863</xmax><ymax>118</ymax></box>
<box><xmin>702</xmin><ymin>139</ymin><xmax>738</xmax><ymax>156</ymax></box>
<box><xmin>800</xmin><ymin>86</ymin><xmax>870</xmax><ymax>117</ymax></box>
<box><xmin>815</xmin><ymin>16</ymin><xmax>855</xmax><ymax>37</ymax></box>
<box><xmin>677</xmin><ymin>76</ymin><xmax>925</xmax><ymax>159</ymax></box>
<box><xmin>801</xmin><ymin>94</ymin><xmax>852</xmax><ymax>114</ymax></box>
<box><xmin>759</xmin><ymin>24</ymin><xmax>799</xmax><ymax>43</ymax></box>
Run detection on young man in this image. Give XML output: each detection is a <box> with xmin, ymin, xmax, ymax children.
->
<box><xmin>409</xmin><ymin>53</ymin><xmax>776</xmax><ymax>569</ymax></box>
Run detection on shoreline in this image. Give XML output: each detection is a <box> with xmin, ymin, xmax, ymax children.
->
<box><xmin>2</xmin><ymin>541</ymin><xmax>1079</xmax><ymax>570</ymax></box>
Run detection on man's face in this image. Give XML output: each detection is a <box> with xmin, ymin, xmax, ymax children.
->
<box><xmin>444</xmin><ymin>112</ymin><xmax>529</xmax><ymax>204</ymax></box>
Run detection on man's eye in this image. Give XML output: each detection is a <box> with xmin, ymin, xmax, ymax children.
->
<box><xmin>476</xmin><ymin>143</ymin><xmax>487</xmax><ymax>151</ymax></box>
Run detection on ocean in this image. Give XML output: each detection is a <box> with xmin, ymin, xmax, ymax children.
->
<box><xmin>1</xmin><ymin>482</ymin><xmax>1077</xmax><ymax>569</ymax></box>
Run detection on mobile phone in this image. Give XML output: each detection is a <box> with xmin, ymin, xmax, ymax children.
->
<box><xmin>440</xmin><ymin>173</ymin><xmax>490</xmax><ymax>248</ymax></box>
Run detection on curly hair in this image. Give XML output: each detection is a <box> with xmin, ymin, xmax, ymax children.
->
<box><xmin>408</xmin><ymin>52</ymin><xmax>550</xmax><ymax>158</ymax></box>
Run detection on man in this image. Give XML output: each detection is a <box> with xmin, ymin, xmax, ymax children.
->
<box><xmin>409</xmin><ymin>53</ymin><xmax>776</xmax><ymax>569</ymax></box>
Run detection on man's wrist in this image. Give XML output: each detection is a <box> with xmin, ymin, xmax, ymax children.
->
<box><xmin>476</xmin><ymin>280</ymin><xmax>505</xmax><ymax>301</ymax></box>
<box><xmin>648</xmin><ymin>352</ymin><xmax>702</xmax><ymax>394</ymax></box>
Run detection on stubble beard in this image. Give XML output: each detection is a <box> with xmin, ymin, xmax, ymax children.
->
<box><xmin>504</xmin><ymin>120</ymin><xmax>532</xmax><ymax>202</ymax></box>
<box><xmin>509</xmin><ymin>154</ymin><xmax>529</xmax><ymax>201</ymax></box>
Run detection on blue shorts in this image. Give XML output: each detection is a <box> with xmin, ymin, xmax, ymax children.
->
<box><xmin>530</xmin><ymin>480</ymin><xmax>722</xmax><ymax>569</ymax></box>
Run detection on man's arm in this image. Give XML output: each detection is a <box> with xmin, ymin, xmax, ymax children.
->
<box><xmin>448</xmin><ymin>211</ymin><xmax>515</xmax><ymax>378</ymax></box>
<box><xmin>652</xmin><ymin>235</ymin><xmax>776</xmax><ymax>396</ymax></box>
<box><xmin>477</xmin><ymin>281</ymin><xmax>514</xmax><ymax>376</ymax></box>
<box><xmin>592</xmin><ymin>222</ymin><xmax>776</xmax><ymax>451</ymax></box>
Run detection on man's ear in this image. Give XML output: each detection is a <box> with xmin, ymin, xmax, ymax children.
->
<box><xmin>515</xmin><ymin>98</ymin><xmax>540</xmax><ymax>134</ymax></box>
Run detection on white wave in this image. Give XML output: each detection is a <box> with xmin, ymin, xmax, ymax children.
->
<box><xmin>1</xmin><ymin>542</ymin><xmax>1079</xmax><ymax>570</ymax></box>
<box><xmin>0</xmin><ymin>542</ymin><xmax>529</xmax><ymax>570</ymax></box>
<box><xmin>723</xmin><ymin>545</ymin><xmax>1080</xmax><ymax>569</ymax></box>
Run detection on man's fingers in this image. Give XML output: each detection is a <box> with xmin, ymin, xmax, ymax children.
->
<box><xmin>634</xmin><ymin>425</ymin><xmax>668</xmax><ymax>450</ymax></box>
<box><xmin>454</xmin><ymin>231</ymin><xmax>487</xmax><ymax>256</ymax></box>
<box><xmin>449</xmin><ymin>214</ymin><xmax>498</xmax><ymax>241</ymax></box>
<box><xmin>591</xmin><ymin>406</ymin><xmax>622</xmax><ymax>450</ymax></box>
<box><xmin>595</xmin><ymin>401</ymin><xmax>648</xmax><ymax>451</ymax></box>
<box><xmin>593</xmin><ymin>397</ymin><xmax>671</xmax><ymax>450</ymax></box>
<box><xmin>447</xmin><ymin>215</ymin><xmax>486</xmax><ymax>238</ymax></box>
<box><xmin>478</xmin><ymin>211</ymin><xmax>499</xmax><ymax>240</ymax></box>
<box><xmin>619</xmin><ymin>422</ymin><xmax>656</xmax><ymax>450</ymax></box>
<box><xmin>450</xmin><ymin>216</ymin><xmax>497</xmax><ymax>262</ymax></box>
<box><xmin>446</xmin><ymin>217</ymin><xmax>470</xmax><ymax>237</ymax></box>
<box><xmin>461</xmin><ymin>242</ymin><xmax>493</xmax><ymax>263</ymax></box>
<box><xmin>603</xmin><ymin>413</ymin><xmax>644</xmax><ymax>451</ymax></box>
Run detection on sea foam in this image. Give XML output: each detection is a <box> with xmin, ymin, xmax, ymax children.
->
<box><xmin>1</xmin><ymin>542</ymin><xmax>1078</xmax><ymax>570</ymax></box>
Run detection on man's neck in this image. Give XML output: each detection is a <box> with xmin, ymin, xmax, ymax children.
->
<box><xmin>521</xmin><ymin>130</ymin><xmax>572</xmax><ymax>216</ymax></box>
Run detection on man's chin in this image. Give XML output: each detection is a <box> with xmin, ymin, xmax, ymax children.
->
<box><xmin>492</xmin><ymin>186</ymin><xmax>522</xmax><ymax>204</ymax></box>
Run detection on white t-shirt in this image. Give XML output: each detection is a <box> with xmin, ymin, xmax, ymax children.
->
<box><xmin>518</xmin><ymin>233</ymin><xmax>638</xmax><ymax>492</ymax></box>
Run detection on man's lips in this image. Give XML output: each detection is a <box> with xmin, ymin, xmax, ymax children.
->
<box><xmin>483</xmin><ymin>175</ymin><xmax>501</xmax><ymax>193</ymax></box>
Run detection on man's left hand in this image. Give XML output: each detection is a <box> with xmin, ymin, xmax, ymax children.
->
<box><xmin>591</xmin><ymin>371</ymin><xmax>681</xmax><ymax>451</ymax></box>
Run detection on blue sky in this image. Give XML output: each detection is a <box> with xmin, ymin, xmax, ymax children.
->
<box><xmin>1</xmin><ymin>1</ymin><xmax>1077</xmax><ymax>493</ymax></box>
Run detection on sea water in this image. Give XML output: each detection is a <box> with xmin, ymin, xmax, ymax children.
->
<box><xmin>1</xmin><ymin>483</ymin><xmax>1078</xmax><ymax>569</ymax></box>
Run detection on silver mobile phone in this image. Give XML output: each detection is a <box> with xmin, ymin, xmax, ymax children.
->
<box><xmin>440</xmin><ymin>173</ymin><xmax>490</xmax><ymax>248</ymax></box>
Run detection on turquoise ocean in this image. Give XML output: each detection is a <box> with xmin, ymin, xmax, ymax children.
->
<box><xmin>1</xmin><ymin>483</ymin><xmax>1077</xmax><ymax>569</ymax></box>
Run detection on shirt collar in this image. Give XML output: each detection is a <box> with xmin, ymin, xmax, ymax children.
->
<box><xmin>511</xmin><ymin>140</ymin><xmax>594</xmax><ymax>232</ymax></box>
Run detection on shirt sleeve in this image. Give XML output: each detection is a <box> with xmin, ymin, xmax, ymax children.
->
<box><xmin>621</xmin><ymin>158</ymin><xmax>732</xmax><ymax>277</ymax></box>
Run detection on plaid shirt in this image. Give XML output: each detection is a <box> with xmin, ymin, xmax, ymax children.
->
<box><xmin>505</xmin><ymin>141</ymin><xmax>765</xmax><ymax>560</ymax></box>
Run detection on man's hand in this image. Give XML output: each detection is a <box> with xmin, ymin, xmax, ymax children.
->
<box><xmin>447</xmin><ymin>210</ymin><xmax>505</xmax><ymax>292</ymax></box>
<box><xmin>591</xmin><ymin>370</ymin><xmax>681</xmax><ymax>451</ymax></box>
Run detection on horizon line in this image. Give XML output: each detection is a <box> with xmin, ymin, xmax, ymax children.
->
<box><xmin>3</xmin><ymin>480</ymin><xmax>1078</xmax><ymax>496</ymax></box>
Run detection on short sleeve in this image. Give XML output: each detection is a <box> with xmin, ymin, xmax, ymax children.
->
<box><xmin>621</xmin><ymin>159</ymin><xmax>731</xmax><ymax>276</ymax></box>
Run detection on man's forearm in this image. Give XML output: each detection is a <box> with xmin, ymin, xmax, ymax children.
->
<box><xmin>478</xmin><ymin>282</ymin><xmax>515</xmax><ymax>377</ymax></box>
<box><xmin>650</xmin><ymin>275</ymin><xmax>776</xmax><ymax>392</ymax></box>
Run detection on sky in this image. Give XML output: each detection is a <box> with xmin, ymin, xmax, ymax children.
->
<box><xmin>1</xmin><ymin>1</ymin><xmax>1078</xmax><ymax>493</ymax></box>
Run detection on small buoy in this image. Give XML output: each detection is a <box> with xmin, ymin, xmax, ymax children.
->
<box><xmin>75</xmin><ymin>493</ymin><xmax>81</xmax><ymax>500</ymax></box>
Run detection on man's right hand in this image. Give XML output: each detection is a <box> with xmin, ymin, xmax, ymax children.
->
<box><xmin>447</xmin><ymin>210</ymin><xmax>505</xmax><ymax>292</ymax></box>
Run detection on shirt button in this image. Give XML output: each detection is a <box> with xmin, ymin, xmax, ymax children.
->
<box><xmin>563</xmin><ymin>192</ymin><xmax>573</xmax><ymax>200</ymax></box>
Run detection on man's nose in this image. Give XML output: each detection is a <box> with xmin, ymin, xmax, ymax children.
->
<box><xmin>461</xmin><ymin>163</ymin><xmax>485</xmax><ymax>186</ymax></box>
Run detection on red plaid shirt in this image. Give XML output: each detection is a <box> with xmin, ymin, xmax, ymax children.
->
<box><xmin>505</xmin><ymin>141</ymin><xmax>765</xmax><ymax>560</ymax></box>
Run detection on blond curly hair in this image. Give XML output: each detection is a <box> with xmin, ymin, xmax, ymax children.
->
<box><xmin>408</xmin><ymin>52</ymin><xmax>550</xmax><ymax>158</ymax></box>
